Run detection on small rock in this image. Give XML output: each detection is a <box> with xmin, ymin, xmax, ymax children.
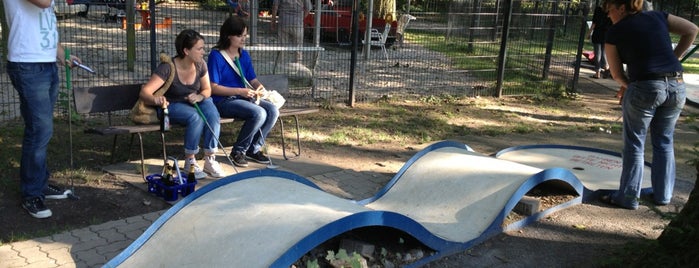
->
<box><xmin>143</xmin><ymin>199</ymin><xmax>151</xmax><ymax>206</ymax></box>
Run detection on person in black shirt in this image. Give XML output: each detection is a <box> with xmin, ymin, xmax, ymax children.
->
<box><xmin>601</xmin><ymin>0</ymin><xmax>697</xmax><ymax>209</ymax></box>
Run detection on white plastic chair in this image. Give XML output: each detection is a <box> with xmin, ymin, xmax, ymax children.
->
<box><xmin>363</xmin><ymin>24</ymin><xmax>391</xmax><ymax>60</ymax></box>
<box><xmin>396</xmin><ymin>14</ymin><xmax>417</xmax><ymax>47</ymax></box>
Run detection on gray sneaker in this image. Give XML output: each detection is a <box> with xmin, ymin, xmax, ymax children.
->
<box><xmin>43</xmin><ymin>184</ymin><xmax>72</xmax><ymax>200</ymax></box>
<box><xmin>22</xmin><ymin>197</ymin><xmax>52</xmax><ymax>219</ymax></box>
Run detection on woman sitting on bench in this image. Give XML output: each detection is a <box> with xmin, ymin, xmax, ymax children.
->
<box><xmin>139</xmin><ymin>29</ymin><xmax>226</xmax><ymax>179</ymax></box>
<box><xmin>208</xmin><ymin>16</ymin><xmax>279</xmax><ymax>167</ymax></box>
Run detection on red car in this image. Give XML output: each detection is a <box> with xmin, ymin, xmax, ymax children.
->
<box><xmin>304</xmin><ymin>2</ymin><xmax>397</xmax><ymax>45</ymax></box>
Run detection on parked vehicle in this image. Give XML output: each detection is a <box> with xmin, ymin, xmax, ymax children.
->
<box><xmin>303</xmin><ymin>1</ymin><xmax>397</xmax><ymax>45</ymax></box>
<box><xmin>56</xmin><ymin>0</ymin><xmax>88</xmax><ymax>16</ymax></box>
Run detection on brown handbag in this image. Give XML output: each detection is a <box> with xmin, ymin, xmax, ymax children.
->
<box><xmin>130</xmin><ymin>54</ymin><xmax>176</xmax><ymax>124</ymax></box>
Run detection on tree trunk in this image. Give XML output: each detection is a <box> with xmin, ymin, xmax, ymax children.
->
<box><xmin>632</xmin><ymin>162</ymin><xmax>699</xmax><ymax>266</ymax></box>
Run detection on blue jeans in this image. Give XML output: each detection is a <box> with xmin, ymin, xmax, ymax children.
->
<box><xmin>167</xmin><ymin>98</ymin><xmax>220</xmax><ymax>155</ymax></box>
<box><xmin>216</xmin><ymin>98</ymin><xmax>279</xmax><ymax>154</ymax></box>
<box><xmin>7</xmin><ymin>62</ymin><xmax>59</xmax><ymax>200</ymax></box>
<box><xmin>613</xmin><ymin>78</ymin><xmax>686</xmax><ymax>209</ymax></box>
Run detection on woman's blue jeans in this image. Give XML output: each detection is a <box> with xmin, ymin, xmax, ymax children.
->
<box><xmin>613</xmin><ymin>78</ymin><xmax>686</xmax><ymax>209</ymax></box>
<box><xmin>7</xmin><ymin>62</ymin><xmax>59</xmax><ymax>200</ymax></box>
<box><xmin>216</xmin><ymin>98</ymin><xmax>279</xmax><ymax>154</ymax></box>
<box><xmin>167</xmin><ymin>98</ymin><xmax>220</xmax><ymax>156</ymax></box>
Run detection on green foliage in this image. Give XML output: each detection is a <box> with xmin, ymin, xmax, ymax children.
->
<box><xmin>325</xmin><ymin>249</ymin><xmax>365</xmax><ymax>268</ymax></box>
<box><xmin>199</xmin><ymin>0</ymin><xmax>228</xmax><ymax>11</ymax></box>
<box><xmin>683</xmin><ymin>57</ymin><xmax>699</xmax><ymax>74</ymax></box>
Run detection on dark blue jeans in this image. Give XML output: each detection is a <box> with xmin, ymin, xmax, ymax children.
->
<box><xmin>216</xmin><ymin>98</ymin><xmax>279</xmax><ymax>155</ymax></box>
<box><xmin>167</xmin><ymin>98</ymin><xmax>221</xmax><ymax>155</ymax></box>
<box><xmin>7</xmin><ymin>62</ymin><xmax>59</xmax><ymax>200</ymax></box>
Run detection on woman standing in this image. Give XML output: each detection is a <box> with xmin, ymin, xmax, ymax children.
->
<box><xmin>207</xmin><ymin>16</ymin><xmax>279</xmax><ymax>167</ymax></box>
<box><xmin>139</xmin><ymin>29</ymin><xmax>226</xmax><ymax>179</ymax></box>
<box><xmin>588</xmin><ymin>4</ymin><xmax>612</xmax><ymax>78</ymax></box>
<box><xmin>602</xmin><ymin>0</ymin><xmax>697</xmax><ymax>209</ymax></box>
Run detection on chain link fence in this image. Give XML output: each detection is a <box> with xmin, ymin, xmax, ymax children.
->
<box><xmin>2</xmin><ymin>0</ymin><xmax>690</xmax><ymax>123</ymax></box>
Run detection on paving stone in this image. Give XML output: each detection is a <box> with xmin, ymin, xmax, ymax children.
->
<box><xmin>0</xmin><ymin>244</ymin><xmax>21</xmax><ymax>260</ymax></box>
<box><xmin>94</xmin><ymin>240</ymin><xmax>131</xmax><ymax>256</ymax></box>
<box><xmin>50</xmin><ymin>233</ymin><xmax>79</xmax><ymax>245</ymax></box>
<box><xmin>115</xmin><ymin>219</ymin><xmax>151</xmax><ymax>233</ymax></box>
<box><xmin>88</xmin><ymin>219</ymin><xmax>128</xmax><ymax>232</ymax></box>
<box><xmin>69</xmin><ymin>238</ymin><xmax>108</xmax><ymax>252</ymax></box>
<box><xmin>70</xmin><ymin>248</ymin><xmax>107</xmax><ymax>267</ymax></box>
<box><xmin>21</xmin><ymin>259</ymin><xmax>56</xmax><ymax>268</ymax></box>
<box><xmin>69</xmin><ymin>229</ymin><xmax>100</xmax><ymax>243</ymax></box>
<box><xmin>16</xmin><ymin>246</ymin><xmax>48</xmax><ymax>264</ymax></box>
<box><xmin>10</xmin><ymin>240</ymin><xmax>42</xmax><ymax>250</ymax></box>
<box><xmin>0</xmin><ymin>258</ymin><xmax>29</xmax><ymax>268</ymax></box>
<box><xmin>96</xmin><ymin>229</ymin><xmax>127</xmax><ymax>243</ymax></box>
<box><xmin>37</xmin><ymin>241</ymin><xmax>71</xmax><ymax>252</ymax></box>
<box><xmin>44</xmin><ymin>247</ymin><xmax>74</xmax><ymax>266</ymax></box>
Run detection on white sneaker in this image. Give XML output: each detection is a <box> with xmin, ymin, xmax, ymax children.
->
<box><xmin>203</xmin><ymin>155</ymin><xmax>226</xmax><ymax>178</ymax></box>
<box><xmin>184</xmin><ymin>158</ymin><xmax>207</xmax><ymax>180</ymax></box>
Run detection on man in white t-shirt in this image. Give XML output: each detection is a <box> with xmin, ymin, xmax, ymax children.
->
<box><xmin>3</xmin><ymin>0</ymin><xmax>82</xmax><ymax>219</ymax></box>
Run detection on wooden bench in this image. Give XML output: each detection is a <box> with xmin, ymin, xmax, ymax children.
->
<box><xmin>72</xmin><ymin>74</ymin><xmax>318</xmax><ymax>180</ymax></box>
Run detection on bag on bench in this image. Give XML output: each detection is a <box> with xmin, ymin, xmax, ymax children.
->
<box><xmin>130</xmin><ymin>54</ymin><xmax>176</xmax><ymax>124</ymax></box>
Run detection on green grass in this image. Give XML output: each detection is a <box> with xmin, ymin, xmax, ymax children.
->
<box><xmin>683</xmin><ymin>57</ymin><xmax>699</xmax><ymax>74</ymax></box>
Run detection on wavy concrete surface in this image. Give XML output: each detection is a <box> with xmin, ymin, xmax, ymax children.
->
<box><xmin>495</xmin><ymin>144</ymin><xmax>653</xmax><ymax>201</ymax></box>
<box><xmin>104</xmin><ymin>140</ymin><xmax>585</xmax><ymax>267</ymax></box>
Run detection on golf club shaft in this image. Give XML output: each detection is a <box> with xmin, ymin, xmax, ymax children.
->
<box><xmin>259</xmin><ymin>129</ymin><xmax>277</xmax><ymax>168</ymax></box>
<box><xmin>192</xmin><ymin>102</ymin><xmax>238</xmax><ymax>174</ymax></box>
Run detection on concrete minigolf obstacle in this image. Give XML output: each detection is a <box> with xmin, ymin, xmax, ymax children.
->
<box><xmin>105</xmin><ymin>140</ymin><xmax>650</xmax><ymax>267</ymax></box>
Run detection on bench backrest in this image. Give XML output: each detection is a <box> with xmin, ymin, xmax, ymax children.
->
<box><xmin>73</xmin><ymin>74</ymin><xmax>289</xmax><ymax>115</ymax></box>
<box><xmin>73</xmin><ymin>84</ymin><xmax>142</xmax><ymax>114</ymax></box>
<box><xmin>256</xmin><ymin>74</ymin><xmax>288</xmax><ymax>94</ymax></box>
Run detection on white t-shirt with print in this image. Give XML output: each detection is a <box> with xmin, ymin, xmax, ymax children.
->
<box><xmin>3</xmin><ymin>0</ymin><xmax>59</xmax><ymax>63</ymax></box>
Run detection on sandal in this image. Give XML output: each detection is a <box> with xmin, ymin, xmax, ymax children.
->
<box><xmin>590</xmin><ymin>74</ymin><xmax>601</xmax><ymax>79</ymax></box>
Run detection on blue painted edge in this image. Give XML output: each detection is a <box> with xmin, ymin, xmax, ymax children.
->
<box><xmin>494</xmin><ymin>144</ymin><xmax>653</xmax><ymax>201</ymax></box>
<box><xmin>356</xmin><ymin>140</ymin><xmax>474</xmax><ymax>205</ymax></box>
<box><xmin>274</xmin><ymin>166</ymin><xmax>585</xmax><ymax>267</ymax></box>
<box><xmin>271</xmin><ymin>211</ymin><xmax>463</xmax><ymax>267</ymax></box>
<box><xmin>102</xmin><ymin>168</ymin><xmax>321</xmax><ymax>268</ymax></box>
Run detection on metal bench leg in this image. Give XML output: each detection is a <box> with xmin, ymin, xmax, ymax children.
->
<box><xmin>128</xmin><ymin>134</ymin><xmax>136</xmax><ymax>161</ymax></box>
<box><xmin>278</xmin><ymin>115</ymin><xmax>302</xmax><ymax>160</ymax></box>
<box><xmin>110</xmin><ymin>135</ymin><xmax>119</xmax><ymax>163</ymax></box>
<box><xmin>278</xmin><ymin>117</ymin><xmax>288</xmax><ymax>159</ymax></box>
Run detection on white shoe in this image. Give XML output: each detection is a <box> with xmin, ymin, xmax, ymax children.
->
<box><xmin>204</xmin><ymin>155</ymin><xmax>226</xmax><ymax>178</ymax></box>
<box><xmin>184</xmin><ymin>158</ymin><xmax>207</xmax><ymax>180</ymax></box>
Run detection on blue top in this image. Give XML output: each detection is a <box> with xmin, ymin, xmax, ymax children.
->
<box><xmin>207</xmin><ymin>49</ymin><xmax>258</xmax><ymax>103</ymax></box>
<box><xmin>605</xmin><ymin>11</ymin><xmax>682</xmax><ymax>82</ymax></box>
